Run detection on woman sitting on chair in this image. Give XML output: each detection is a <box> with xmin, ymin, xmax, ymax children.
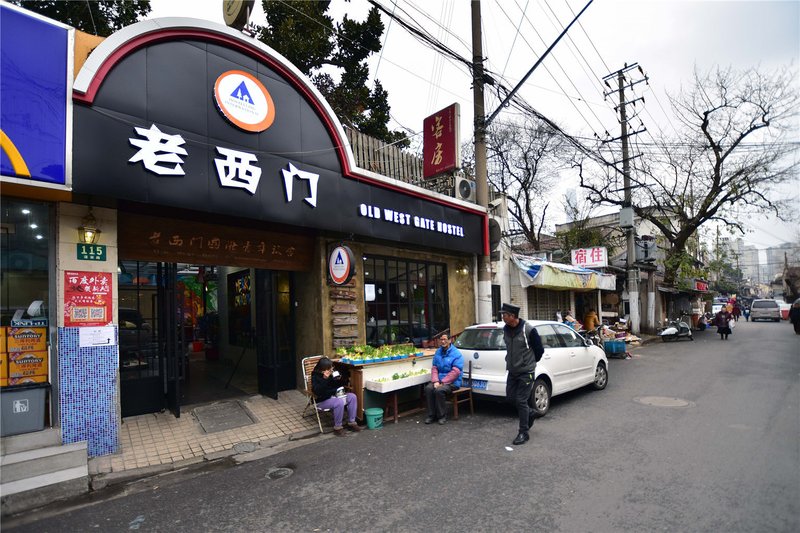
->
<box><xmin>311</xmin><ymin>357</ymin><xmax>362</xmax><ymax>435</ymax></box>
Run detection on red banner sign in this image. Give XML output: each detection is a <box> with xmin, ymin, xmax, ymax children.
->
<box><xmin>423</xmin><ymin>103</ymin><xmax>460</xmax><ymax>179</ymax></box>
<box><xmin>694</xmin><ymin>280</ymin><xmax>709</xmax><ymax>292</ymax></box>
<box><xmin>64</xmin><ymin>271</ymin><xmax>113</xmax><ymax>327</ymax></box>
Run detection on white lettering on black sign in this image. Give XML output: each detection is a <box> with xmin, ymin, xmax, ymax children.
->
<box><xmin>358</xmin><ymin>203</ymin><xmax>464</xmax><ymax>238</ymax></box>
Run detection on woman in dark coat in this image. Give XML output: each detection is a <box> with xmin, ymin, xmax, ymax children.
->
<box><xmin>714</xmin><ymin>308</ymin><xmax>733</xmax><ymax>340</ymax></box>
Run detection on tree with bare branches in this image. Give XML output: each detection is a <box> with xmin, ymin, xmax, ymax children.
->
<box><xmin>580</xmin><ymin>65</ymin><xmax>798</xmax><ymax>285</ymax></box>
<box><xmin>485</xmin><ymin>118</ymin><xmax>566</xmax><ymax>251</ymax></box>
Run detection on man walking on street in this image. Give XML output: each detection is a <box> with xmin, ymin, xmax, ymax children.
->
<box><xmin>500</xmin><ymin>303</ymin><xmax>544</xmax><ymax>445</ymax></box>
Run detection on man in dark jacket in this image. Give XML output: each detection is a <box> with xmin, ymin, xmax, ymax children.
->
<box><xmin>500</xmin><ymin>303</ymin><xmax>545</xmax><ymax>445</ymax></box>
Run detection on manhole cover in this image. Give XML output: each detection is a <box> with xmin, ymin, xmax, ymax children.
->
<box><xmin>634</xmin><ymin>396</ymin><xmax>694</xmax><ymax>407</ymax></box>
<box><xmin>265</xmin><ymin>467</ymin><xmax>293</xmax><ymax>480</ymax></box>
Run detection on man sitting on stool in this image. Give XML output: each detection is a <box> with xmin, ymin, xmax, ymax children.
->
<box><xmin>424</xmin><ymin>333</ymin><xmax>464</xmax><ymax>425</ymax></box>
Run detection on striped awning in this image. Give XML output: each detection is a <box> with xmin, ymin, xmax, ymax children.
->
<box><xmin>512</xmin><ymin>254</ymin><xmax>616</xmax><ymax>291</ymax></box>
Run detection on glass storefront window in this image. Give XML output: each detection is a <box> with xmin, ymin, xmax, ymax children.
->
<box><xmin>363</xmin><ymin>255</ymin><xmax>449</xmax><ymax>347</ymax></box>
<box><xmin>1</xmin><ymin>200</ymin><xmax>51</xmax><ymax>328</ymax></box>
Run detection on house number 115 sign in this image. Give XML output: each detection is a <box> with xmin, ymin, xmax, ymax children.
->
<box><xmin>76</xmin><ymin>243</ymin><xmax>107</xmax><ymax>261</ymax></box>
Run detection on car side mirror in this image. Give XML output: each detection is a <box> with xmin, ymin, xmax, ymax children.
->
<box><xmin>584</xmin><ymin>339</ymin><xmax>593</xmax><ymax>347</ymax></box>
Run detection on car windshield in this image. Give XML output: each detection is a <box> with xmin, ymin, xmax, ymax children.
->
<box><xmin>455</xmin><ymin>328</ymin><xmax>505</xmax><ymax>350</ymax></box>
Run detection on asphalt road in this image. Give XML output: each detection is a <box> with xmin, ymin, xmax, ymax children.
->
<box><xmin>7</xmin><ymin>319</ymin><xmax>799</xmax><ymax>532</ymax></box>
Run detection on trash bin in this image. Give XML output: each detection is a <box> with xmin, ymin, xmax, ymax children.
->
<box><xmin>1</xmin><ymin>384</ymin><xmax>49</xmax><ymax>437</ymax></box>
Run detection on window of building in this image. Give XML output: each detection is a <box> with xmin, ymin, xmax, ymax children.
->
<box><xmin>1</xmin><ymin>199</ymin><xmax>51</xmax><ymax>328</ymax></box>
<box><xmin>363</xmin><ymin>256</ymin><xmax>448</xmax><ymax>347</ymax></box>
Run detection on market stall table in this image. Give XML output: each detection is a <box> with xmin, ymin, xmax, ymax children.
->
<box><xmin>334</xmin><ymin>350</ymin><xmax>434</xmax><ymax>422</ymax></box>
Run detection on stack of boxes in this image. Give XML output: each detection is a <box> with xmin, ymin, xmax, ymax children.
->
<box><xmin>1</xmin><ymin>327</ymin><xmax>49</xmax><ymax>387</ymax></box>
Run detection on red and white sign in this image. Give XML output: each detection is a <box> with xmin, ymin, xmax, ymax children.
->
<box><xmin>213</xmin><ymin>70</ymin><xmax>275</xmax><ymax>132</ymax></box>
<box><xmin>694</xmin><ymin>280</ymin><xmax>709</xmax><ymax>292</ymax></box>
<box><xmin>423</xmin><ymin>103</ymin><xmax>460</xmax><ymax>179</ymax></box>
<box><xmin>328</xmin><ymin>246</ymin><xmax>355</xmax><ymax>285</ymax></box>
<box><xmin>571</xmin><ymin>247</ymin><xmax>608</xmax><ymax>268</ymax></box>
<box><xmin>64</xmin><ymin>271</ymin><xmax>113</xmax><ymax>327</ymax></box>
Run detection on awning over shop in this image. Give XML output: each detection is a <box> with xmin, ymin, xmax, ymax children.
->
<box><xmin>512</xmin><ymin>254</ymin><xmax>616</xmax><ymax>291</ymax></box>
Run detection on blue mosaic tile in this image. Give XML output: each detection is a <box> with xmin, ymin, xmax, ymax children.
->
<box><xmin>58</xmin><ymin>327</ymin><xmax>119</xmax><ymax>457</ymax></box>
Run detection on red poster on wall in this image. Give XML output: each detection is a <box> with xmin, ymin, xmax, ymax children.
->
<box><xmin>64</xmin><ymin>271</ymin><xmax>113</xmax><ymax>327</ymax></box>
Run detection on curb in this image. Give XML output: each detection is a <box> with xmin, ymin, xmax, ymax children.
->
<box><xmin>89</xmin><ymin>427</ymin><xmax>325</xmax><ymax>491</ymax></box>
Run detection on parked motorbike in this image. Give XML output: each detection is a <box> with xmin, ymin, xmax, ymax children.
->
<box><xmin>581</xmin><ymin>324</ymin><xmax>606</xmax><ymax>352</ymax></box>
<box><xmin>659</xmin><ymin>316</ymin><xmax>694</xmax><ymax>342</ymax></box>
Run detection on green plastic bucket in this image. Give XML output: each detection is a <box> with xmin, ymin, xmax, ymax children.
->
<box><xmin>364</xmin><ymin>407</ymin><xmax>383</xmax><ymax>430</ymax></box>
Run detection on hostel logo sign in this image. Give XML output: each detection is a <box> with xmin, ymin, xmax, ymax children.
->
<box><xmin>214</xmin><ymin>70</ymin><xmax>275</xmax><ymax>132</ymax></box>
<box><xmin>328</xmin><ymin>246</ymin><xmax>355</xmax><ymax>285</ymax></box>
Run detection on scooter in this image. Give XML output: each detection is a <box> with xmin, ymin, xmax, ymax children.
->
<box><xmin>659</xmin><ymin>317</ymin><xmax>694</xmax><ymax>342</ymax></box>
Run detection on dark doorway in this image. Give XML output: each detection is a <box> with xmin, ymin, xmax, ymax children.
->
<box><xmin>118</xmin><ymin>261</ymin><xmax>296</xmax><ymax>416</ymax></box>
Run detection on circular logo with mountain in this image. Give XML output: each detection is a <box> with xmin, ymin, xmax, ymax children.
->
<box><xmin>213</xmin><ymin>70</ymin><xmax>275</xmax><ymax>132</ymax></box>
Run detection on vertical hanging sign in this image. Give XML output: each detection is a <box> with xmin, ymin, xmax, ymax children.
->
<box><xmin>64</xmin><ymin>271</ymin><xmax>113</xmax><ymax>327</ymax></box>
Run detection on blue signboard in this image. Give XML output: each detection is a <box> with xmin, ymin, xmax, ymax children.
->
<box><xmin>0</xmin><ymin>4</ymin><xmax>70</xmax><ymax>186</ymax></box>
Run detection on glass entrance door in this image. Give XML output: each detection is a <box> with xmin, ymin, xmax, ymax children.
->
<box><xmin>255</xmin><ymin>269</ymin><xmax>296</xmax><ymax>399</ymax></box>
<box><xmin>119</xmin><ymin>261</ymin><xmax>164</xmax><ymax>417</ymax></box>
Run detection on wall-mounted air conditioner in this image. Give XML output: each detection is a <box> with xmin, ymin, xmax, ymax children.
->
<box><xmin>455</xmin><ymin>176</ymin><xmax>476</xmax><ymax>202</ymax></box>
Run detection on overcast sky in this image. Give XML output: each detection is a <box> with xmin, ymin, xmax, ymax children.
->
<box><xmin>147</xmin><ymin>0</ymin><xmax>799</xmax><ymax>250</ymax></box>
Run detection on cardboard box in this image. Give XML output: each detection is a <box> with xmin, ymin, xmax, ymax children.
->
<box><xmin>7</xmin><ymin>375</ymin><xmax>48</xmax><ymax>386</ymax></box>
<box><xmin>7</xmin><ymin>327</ymin><xmax>47</xmax><ymax>353</ymax></box>
<box><xmin>0</xmin><ymin>327</ymin><xmax>6</xmax><ymax>353</ymax></box>
<box><xmin>8</xmin><ymin>350</ymin><xmax>48</xmax><ymax>379</ymax></box>
<box><xmin>1</xmin><ymin>352</ymin><xmax>7</xmax><ymax>388</ymax></box>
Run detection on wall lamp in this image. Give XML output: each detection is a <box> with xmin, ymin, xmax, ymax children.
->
<box><xmin>456</xmin><ymin>264</ymin><xmax>470</xmax><ymax>276</ymax></box>
<box><xmin>78</xmin><ymin>207</ymin><xmax>101</xmax><ymax>244</ymax></box>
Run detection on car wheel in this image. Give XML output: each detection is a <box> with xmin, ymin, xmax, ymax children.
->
<box><xmin>530</xmin><ymin>378</ymin><xmax>551</xmax><ymax>418</ymax></box>
<box><xmin>592</xmin><ymin>362</ymin><xmax>608</xmax><ymax>390</ymax></box>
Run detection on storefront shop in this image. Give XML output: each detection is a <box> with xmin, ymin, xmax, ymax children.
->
<box><xmin>1</xmin><ymin>4</ymin><xmax>73</xmax><ymax>438</ymax></box>
<box><xmin>62</xmin><ymin>16</ymin><xmax>485</xmax><ymax>444</ymax></box>
<box><xmin>509</xmin><ymin>254</ymin><xmax>616</xmax><ymax>324</ymax></box>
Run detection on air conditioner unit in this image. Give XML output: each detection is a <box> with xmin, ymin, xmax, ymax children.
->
<box><xmin>455</xmin><ymin>176</ymin><xmax>476</xmax><ymax>202</ymax></box>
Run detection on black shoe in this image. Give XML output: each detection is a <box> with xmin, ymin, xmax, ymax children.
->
<box><xmin>438</xmin><ymin>417</ymin><xmax>447</xmax><ymax>425</ymax></box>
<box><xmin>512</xmin><ymin>432</ymin><xmax>529</xmax><ymax>445</ymax></box>
<box><xmin>424</xmin><ymin>416</ymin><xmax>435</xmax><ymax>424</ymax></box>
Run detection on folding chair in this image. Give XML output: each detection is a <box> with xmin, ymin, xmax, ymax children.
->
<box><xmin>301</xmin><ymin>355</ymin><xmax>332</xmax><ymax>434</ymax></box>
<box><xmin>448</xmin><ymin>360</ymin><xmax>474</xmax><ymax>420</ymax></box>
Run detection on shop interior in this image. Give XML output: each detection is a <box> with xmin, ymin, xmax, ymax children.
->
<box><xmin>118</xmin><ymin>261</ymin><xmax>291</xmax><ymax>414</ymax></box>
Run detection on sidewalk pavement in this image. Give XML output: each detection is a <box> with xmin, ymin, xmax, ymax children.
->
<box><xmin>88</xmin><ymin>390</ymin><xmax>331</xmax><ymax>491</ymax></box>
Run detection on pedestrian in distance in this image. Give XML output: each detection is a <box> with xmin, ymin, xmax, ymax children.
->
<box><xmin>583</xmin><ymin>309</ymin><xmax>600</xmax><ymax>331</ymax></box>
<box><xmin>424</xmin><ymin>333</ymin><xmax>464</xmax><ymax>425</ymax></box>
<box><xmin>311</xmin><ymin>357</ymin><xmax>362</xmax><ymax>436</ymax></box>
<box><xmin>743</xmin><ymin>306</ymin><xmax>750</xmax><ymax>322</ymax></box>
<box><xmin>732</xmin><ymin>301</ymin><xmax>742</xmax><ymax>322</ymax></box>
<box><xmin>714</xmin><ymin>307</ymin><xmax>733</xmax><ymax>340</ymax></box>
<box><xmin>500</xmin><ymin>303</ymin><xmax>544</xmax><ymax>446</ymax></box>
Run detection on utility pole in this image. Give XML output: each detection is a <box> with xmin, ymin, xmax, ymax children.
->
<box><xmin>471</xmin><ymin>0</ymin><xmax>492</xmax><ymax>323</ymax></box>
<box><xmin>603</xmin><ymin>64</ymin><xmax>647</xmax><ymax>333</ymax></box>
<box><xmin>470</xmin><ymin>0</ymin><xmax>594</xmax><ymax>323</ymax></box>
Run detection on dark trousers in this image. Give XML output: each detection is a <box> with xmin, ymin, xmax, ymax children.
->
<box><xmin>425</xmin><ymin>382</ymin><xmax>455</xmax><ymax>419</ymax></box>
<box><xmin>506</xmin><ymin>372</ymin><xmax>535</xmax><ymax>433</ymax></box>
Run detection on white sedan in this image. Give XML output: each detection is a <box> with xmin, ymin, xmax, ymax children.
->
<box><xmin>454</xmin><ymin>320</ymin><xmax>608</xmax><ymax>417</ymax></box>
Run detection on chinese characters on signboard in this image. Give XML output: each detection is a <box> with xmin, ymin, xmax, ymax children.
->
<box><xmin>422</xmin><ymin>103</ymin><xmax>460</xmax><ymax>179</ymax></box>
<box><xmin>64</xmin><ymin>271</ymin><xmax>112</xmax><ymax>327</ymax></box>
<box><xmin>571</xmin><ymin>247</ymin><xmax>608</xmax><ymax>269</ymax></box>
<box><xmin>117</xmin><ymin>213</ymin><xmax>313</xmax><ymax>272</ymax></box>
